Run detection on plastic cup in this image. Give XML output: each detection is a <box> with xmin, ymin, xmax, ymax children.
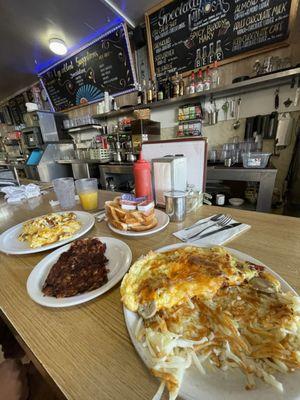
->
<box><xmin>75</xmin><ymin>178</ymin><xmax>98</xmax><ymax>211</ymax></box>
<box><xmin>53</xmin><ymin>178</ymin><xmax>76</xmax><ymax>209</ymax></box>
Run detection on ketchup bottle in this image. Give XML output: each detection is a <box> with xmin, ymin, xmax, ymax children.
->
<box><xmin>133</xmin><ymin>152</ymin><xmax>153</xmax><ymax>201</ymax></box>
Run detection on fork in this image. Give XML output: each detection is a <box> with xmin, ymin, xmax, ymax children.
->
<box><xmin>184</xmin><ymin>213</ymin><xmax>224</xmax><ymax>231</ymax></box>
<box><xmin>183</xmin><ymin>215</ymin><xmax>232</xmax><ymax>242</ymax></box>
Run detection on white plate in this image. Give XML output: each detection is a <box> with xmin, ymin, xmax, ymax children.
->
<box><xmin>0</xmin><ymin>211</ymin><xmax>95</xmax><ymax>255</ymax></box>
<box><xmin>108</xmin><ymin>209</ymin><xmax>169</xmax><ymax>237</ymax></box>
<box><xmin>124</xmin><ymin>243</ymin><xmax>300</xmax><ymax>400</ymax></box>
<box><xmin>27</xmin><ymin>237</ymin><xmax>132</xmax><ymax>307</ymax></box>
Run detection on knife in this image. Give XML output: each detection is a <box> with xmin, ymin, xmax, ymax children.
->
<box><xmin>190</xmin><ymin>223</ymin><xmax>242</xmax><ymax>241</ymax></box>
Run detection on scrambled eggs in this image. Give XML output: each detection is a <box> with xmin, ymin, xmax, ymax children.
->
<box><xmin>18</xmin><ymin>212</ymin><xmax>81</xmax><ymax>248</ymax></box>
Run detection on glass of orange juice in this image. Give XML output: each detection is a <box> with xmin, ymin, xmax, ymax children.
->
<box><xmin>75</xmin><ymin>178</ymin><xmax>99</xmax><ymax>211</ymax></box>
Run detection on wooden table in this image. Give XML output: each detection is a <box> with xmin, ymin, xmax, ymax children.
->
<box><xmin>0</xmin><ymin>190</ymin><xmax>300</xmax><ymax>400</ymax></box>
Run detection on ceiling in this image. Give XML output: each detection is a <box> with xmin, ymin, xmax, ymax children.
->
<box><xmin>0</xmin><ymin>0</ymin><xmax>156</xmax><ymax>102</ymax></box>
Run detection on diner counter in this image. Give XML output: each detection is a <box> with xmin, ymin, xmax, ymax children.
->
<box><xmin>0</xmin><ymin>190</ymin><xmax>300</xmax><ymax>399</ymax></box>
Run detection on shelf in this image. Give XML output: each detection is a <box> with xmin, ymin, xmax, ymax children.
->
<box><xmin>65</xmin><ymin>124</ymin><xmax>103</xmax><ymax>133</ymax></box>
<box><xmin>92</xmin><ymin>67</ymin><xmax>300</xmax><ymax>120</ymax></box>
<box><xmin>178</xmin><ymin>118</ymin><xmax>202</xmax><ymax>123</ymax></box>
<box><xmin>93</xmin><ymin>107</ymin><xmax>135</xmax><ymax>120</ymax></box>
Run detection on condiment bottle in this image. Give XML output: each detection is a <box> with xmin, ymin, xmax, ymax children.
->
<box><xmin>133</xmin><ymin>152</ymin><xmax>153</xmax><ymax>201</ymax></box>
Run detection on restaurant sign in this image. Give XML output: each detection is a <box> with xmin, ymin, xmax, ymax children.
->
<box><xmin>146</xmin><ymin>0</ymin><xmax>292</xmax><ymax>80</ymax></box>
<box><xmin>39</xmin><ymin>24</ymin><xmax>136</xmax><ymax>111</ymax></box>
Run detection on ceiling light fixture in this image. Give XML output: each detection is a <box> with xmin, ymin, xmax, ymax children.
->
<box><xmin>49</xmin><ymin>38</ymin><xmax>68</xmax><ymax>55</ymax></box>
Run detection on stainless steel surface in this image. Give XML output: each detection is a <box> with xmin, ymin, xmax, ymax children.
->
<box><xmin>25</xmin><ymin>143</ymin><xmax>74</xmax><ymax>182</ymax></box>
<box><xmin>164</xmin><ymin>191</ymin><xmax>187</xmax><ymax>222</ymax></box>
<box><xmin>224</xmin><ymin>158</ymin><xmax>232</xmax><ymax>167</ymax></box>
<box><xmin>185</xmin><ymin>214</ymin><xmax>232</xmax><ymax>241</ymax></box>
<box><xmin>72</xmin><ymin>163</ymin><xmax>90</xmax><ymax>180</ymax></box>
<box><xmin>206</xmin><ymin>166</ymin><xmax>277</xmax><ymax>212</ymax></box>
<box><xmin>125</xmin><ymin>152</ymin><xmax>136</xmax><ymax>162</ymax></box>
<box><xmin>113</xmin><ymin>152</ymin><xmax>122</xmax><ymax>162</ymax></box>
<box><xmin>66</xmin><ymin>125</ymin><xmax>103</xmax><ymax>134</ymax></box>
<box><xmin>56</xmin><ymin>159</ymin><xmax>109</xmax><ymax>165</ymax></box>
<box><xmin>99</xmin><ymin>164</ymin><xmax>133</xmax><ymax>191</ymax></box>
<box><xmin>233</xmin><ymin>98</ymin><xmax>241</xmax><ymax>129</ymax></box>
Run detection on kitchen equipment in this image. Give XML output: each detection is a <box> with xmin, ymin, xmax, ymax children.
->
<box><xmin>164</xmin><ymin>191</ymin><xmax>187</xmax><ymax>222</ymax></box>
<box><xmin>233</xmin><ymin>98</ymin><xmax>241</xmax><ymax>130</ymax></box>
<box><xmin>293</xmin><ymin>75</ymin><xmax>300</xmax><ymax>106</ymax></box>
<box><xmin>131</xmin><ymin>119</ymin><xmax>160</xmax><ymax>136</ymax></box>
<box><xmin>274</xmin><ymin>89</ymin><xmax>280</xmax><ymax>109</ymax></box>
<box><xmin>125</xmin><ymin>152</ymin><xmax>136</xmax><ymax>162</ymax></box>
<box><xmin>224</xmin><ymin>158</ymin><xmax>232</xmax><ymax>167</ymax></box>
<box><xmin>229</xmin><ymin>198</ymin><xmax>244</xmax><ymax>207</ymax></box>
<box><xmin>222</xmin><ymin>101</ymin><xmax>229</xmax><ymax>120</ymax></box>
<box><xmin>152</xmin><ymin>155</ymin><xmax>187</xmax><ymax>206</ymax></box>
<box><xmin>216</xmin><ymin>193</ymin><xmax>225</xmax><ymax>205</ymax></box>
<box><xmin>284</xmin><ymin>98</ymin><xmax>293</xmax><ymax>107</ymax></box>
<box><xmin>229</xmin><ymin>99</ymin><xmax>235</xmax><ymax>118</ymax></box>
<box><xmin>208</xmin><ymin>149</ymin><xmax>217</xmax><ymax>163</ymax></box>
<box><xmin>276</xmin><ymin>113</ymin><xmax>293</xmax><ymax>147</ymax></box>
<box><xmin>113</xmin><ymin>152</ymin><xmax>122</xmax><ymax>162</ymax></box>
<box><xmin>22</xmin><ymin>127</ymin><xmax>43</xmax><ymax>149</ymax></box>
<box><xmin>133</xmin><ymin>153</ymin><xmax>153</xmax><ymax>200</ymax></box>
<box><xmin>53</xmin><ymin>178</ymin><xmax>76</xmax><ymax>209</ymax></box>
<box><xmin>242</xmin><ymin>152</ymin><xmax>271</xmax><ymax>168</ymax></box>
<box><xmin>23</xmin><ymin>111</ymin><xmax>68</xmax><ymax>142</ymax></box>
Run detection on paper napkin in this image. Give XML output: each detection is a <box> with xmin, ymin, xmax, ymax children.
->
<box><xmin>173</xmin><ymin>215</ymin><xmax>251</xmax><ymax>246</ymax></box>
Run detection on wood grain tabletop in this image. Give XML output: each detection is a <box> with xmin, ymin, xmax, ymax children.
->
<box><xmin>0</xmin><ymin>190</ymin><xmax>300</xmax><ymax>400</ymax></box>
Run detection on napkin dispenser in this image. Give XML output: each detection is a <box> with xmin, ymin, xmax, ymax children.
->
<box><xmin>152</xmin><ymin>156</ymin><xmax>187</xmax><ymax>206</ymax></box>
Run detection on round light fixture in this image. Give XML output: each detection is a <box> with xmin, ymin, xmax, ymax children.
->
<box><xmin>49</xmin><ymin>38</ymin><xmax>67</xmax><ymax>55</ymax></box>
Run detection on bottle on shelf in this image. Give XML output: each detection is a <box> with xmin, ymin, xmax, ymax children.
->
<box><xmin>208</xmin><ymin>42</ymin><xmax>215</xmax><ymax>64</ymax></box>
<box><xmin>152</xmin><ymin>74</ymin><xmax>157</xmax><ymax>102</ymax></box>
<box><xmin>157</xmin><ymin>80</ymin><xmax>165</xmax><ymax>101</ymax></box>
<box><xmin>203</xmin><ymin>66</ymin><xmax>211</xmax><ymax>91</ymax></box>
<box><xmin>211</xmin><ymin>61</ymin><xmax>220</xmax><ymax>88</ymax></box>
<box><xmin>173</xmin><ymin>72</ymin><xmax>180</xmax><ymax>97</ymax></box>
<box><xmin>202</xmin><ymin>46</ymin><xmax>208</xmax><ymax>67</ymax></box>
<box><xmin>142</xmin><ymin>79</ymin><xmax>147</xmax><ymax>104</ymax></box>
<box><xmin>195</xmin><ymin>48</ymin><xmax>202</xmax><ymax>68</ymax></box>
<box><xmin>189</xmin><ymin>71</ymin><xmax>196</xmax><ymax>94</ymax></box>
<box><xmin>179</xmin><ymin>74</ymin><xmax>185</xmax><ymax>96</ymax></box>
<box><xmin>215</xmin><ymin>40</ymin><xmax>224</xmax><ymax>61</ymax></box>
<box><xmin>137</xmin><ymin>83</ymin><xmax>143</xmax><ymax>105</ymax></box>
<box><xmin>196</xmin><ymin>69</ymin><xmax>204</xmax><ymax>93</ymax></box>
<box><xmin>164</xmin><ymin>73</ymin><xmax>173</xmax><ymax>99</ymax></box>
<box><xmin>147</xmin><ymin>79</ymin><xmax>153</xmax><ymax>103</ymax></box>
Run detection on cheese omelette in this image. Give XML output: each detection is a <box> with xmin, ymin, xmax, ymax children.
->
<box><xmin>121</xmin><ymin>246</ymin><xmax>300</xmax><ymax>400</ymax></box>
<box><xmin>18</xmin><ymin>212</ymin><xmax>81</xmax><ymax>248</ymax></box>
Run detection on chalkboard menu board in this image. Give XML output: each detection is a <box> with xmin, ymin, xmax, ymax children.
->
<box><xmin>146</xmin><ymin>0</ymin><xmax>292</xmax><ymax>80</ymax></box>
<box><xmin>8</xmin><ymin>95</ymin><xmax>25</xmax><ymax>125</ymax></box>
<box><xmin>40</xmin><ymin>24</ymin><xmax>136</xmax><ymax>111</ymax></box>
